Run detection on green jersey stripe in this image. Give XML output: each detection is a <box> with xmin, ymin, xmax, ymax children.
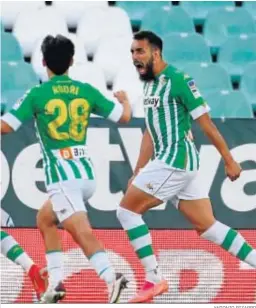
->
<box><xmin>169</xmin><ymin>99</ymin><xmax>179</xmax><ymax>166</ymax></box>
<box><xmin>50</xmin><ymin>163</ymin><xmax>59</xmax><ymax>183</ymax></box>
<box><xmin>66</xmin><ymin>160</ymin><xmax>82</xmax><ymax>179</ymax></box>
<box><xmin>80</xmin><ymin>158</ymin><xmax>94</xmax><ymax>179</ymax></box>
<box><xmin>159</xmin><ymin>81</ymin><xmax>172</xmax><ymax>162</ymax></box>
<box><xmin>165</xmin><ymin>97</ymin><xmax>178</xmax><ymax>165</ymax></box>
<box><xmin>187</xmin><ymin>140</ymin><xmax>194</xmax><ymax>171</ymax></box>
<box><xmin>184</xmin><ymin>139</ymin><xmax>190</xmax><ymax>170</ymax></box>
<box><xmin>56</xmin><ymin>162</ymin><xmax>68</xmax><ymax>181</ymax></box>
<box><xmin>157</xmin><ymin>80</ymin><xmax>171</xmax><ymax>159</ymax></box>
<box><xmin>34</xmin><ymin>122</ymin><xmax>51</xmax><ymax>185</ymax></box>
<box><xmin>152</xmin><ymin>80</ymin><xmax>165</xmax><ymax>156</ymax></box>
<box><xmin>146</xmin><ymin>81</ymin><xmax>161</xmax><ymax>155</ymax></box>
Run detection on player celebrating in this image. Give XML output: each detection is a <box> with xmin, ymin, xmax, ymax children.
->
<box><xmin>1</xmin><ymin>35</ymin><xmax>131</xmax><ymax>303</ymax></box>
<box><xmin>116</xmin><ymin>31</ymin><xmax>256</xmax><ymax>303</ymax></box>
<box><xmin>1</xmin><ymin>230</ymin><xmax>47</xmax><ymax>300</ymax></box>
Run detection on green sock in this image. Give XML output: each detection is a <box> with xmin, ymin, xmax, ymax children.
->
<box><xmin>201</xmin><ymin>221</ymin><xmax>256</xmax><ymax>268</ymax></box>
<box><xmin>1</xmin><ymin>231</ymin><xmax>34</xmax><ymax>272</ymax></box>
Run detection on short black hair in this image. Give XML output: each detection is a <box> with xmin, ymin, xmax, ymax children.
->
<box><xmin>41</xmin><ymin>34</ymin><xmax>74</xmax><ymax>75</ymax></box>
<box><xmin>133</xmin><ymin>31</ymin><xmax>163</xmax><ymax>53</ymax></box>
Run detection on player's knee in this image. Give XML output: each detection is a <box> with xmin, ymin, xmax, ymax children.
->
<box><xmin>36</xmin><ymin>208</ymin><xmax>55</xmax><ymax>231</ymax></box>
<box><xmin>195</xmin><ymin>218</ymin><xmax>217</xmax><ymax>235</ymax></box>
<box><xmin>116</xmin><ymin>206</ymin><xmax>141</xmax><ymax>227</ymax></box>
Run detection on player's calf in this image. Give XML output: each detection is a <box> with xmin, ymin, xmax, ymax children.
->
<box><xmin>201</xmin><ymin>220</ymin><xmax>256</xmax><ymax>268</ymax></box>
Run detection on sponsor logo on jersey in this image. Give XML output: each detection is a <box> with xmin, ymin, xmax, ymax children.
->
<box><xmin>143</xmin><ymin>96</ymin><xmax>160</xmax><ymax>108</ymax></box>
<box><xmin>187</xmin><ymin>80</ymin><xmax>201</xmax><ymax>99</ymax></box>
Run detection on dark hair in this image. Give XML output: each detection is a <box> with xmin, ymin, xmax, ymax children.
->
<box><xmin>133</xmin><ymin>31</ymin><xmax>163</xmax><ymax>53</ymax></box>
<box><xmin>41</xmin><ymin>34</ymin><xmax>74</xmax><ymax>75</ymax></box>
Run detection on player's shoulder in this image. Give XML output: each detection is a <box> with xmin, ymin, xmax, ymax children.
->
<box><xmin>164</xmin><ymin>65</ymin><xmax>192</xmax><ymax>82</ymax></box>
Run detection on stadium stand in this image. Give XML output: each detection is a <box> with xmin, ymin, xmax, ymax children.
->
<box><xmin>13</xmin><ymin>6</ymin><xmax>69</xmax><ymax>57</ymax></box>
<box><xmin>93</xmin><ymin>35</ymin><xmax>133</xmax><ymax>84</ymax></box>
<box><xmin>206</xmin><ymin>90</ymin><xmax>254</xmax><ymax>118</ymax></box>
<box><xmin>1</xmin><ymin>61</ymin><xmax>39</xmax><ymax>92</ymax></box>
<box><xmin>77</xmin><ymin>6</ymin><xmax>132</xmax><ymax>58</ymax></box>
<box><xmin>182</xmin><ymin>63</ymin><xmax>232</xmax><ymax>97</ymax></box>
<box><xmin>180</xmin><ymin>1</ymin><xmax>235</xmax><ymax>25</ymax></box>
<box><xmin>243</xmin><ymin>1</ymin><xmax>256</xmax><ymax>20</ymax></box>
<box><xmin>141</xmin><ymin>6</ymin><xmax>194</xmax><ymax>37</ymax></box>
<box><xmin>1</xmin><ymin>1</ymin><xmax>44</xmax><ymax>30</ymax></box>
<box><xmin>204</xmin><ymin>7</ymin><xmax>256</xmax><ymax>55</ymax></box>
<box><xmin>218</xmin><ymin>34</ymin><xmax>256</xmax><ymax>83</ymax></box>
<box><xmin>163</xmin><ymin>33</ymin><xmax>211</xmax><ymax>68</ymax></box>
<box><xmin>52</xmin><ymin>1</ymin><xmax>108</xmax><ymax>28</ymax></box>
<box><xmin>1</xmin><ymin>61</ymin><xmax>39</xmax><ymax>113</ymax></box>
<box><xmin>1</xmin><ymin>32</ymin><xmax>23</xmax><ymax>61</ymax></box>
<box><xmin>240</xmin><ymin>62</ymin><xmax>256</xmax><ymax>113</ymax></box>
<box><xmin>116</xmin><ymin>1</ymin><xmax>169</xmax><ymax>28</ymax></box>
<box><xmin>1</xmin><ymin>1</ymin><xmax>256</xmax><ymax>118</ymax></box>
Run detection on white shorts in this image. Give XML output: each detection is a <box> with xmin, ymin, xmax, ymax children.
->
<box><xmin>132</xmin><ymin>159</ymin><xmax>208</xmax><ymax>208</ymax></box>
<box><xmin>47</xmin><ymin>179</ymin><xmax>96</xmax><ymax>223</ymax></box>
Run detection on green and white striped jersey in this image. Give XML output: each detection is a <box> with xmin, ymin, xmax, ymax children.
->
<box><xmin>2</xmin><ymin>75</ymin><xmax>123</xmax><ymax>186</ymax></box>
<box><xmin>143</xmin><ymin>65</ymin><xmax>210</xmax><ymax>171</ymax></box>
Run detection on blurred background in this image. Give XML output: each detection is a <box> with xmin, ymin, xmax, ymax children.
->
<box><xmin>1</xmin><ymin>1</ymin><xmax>256</xmax><ymax>118</ymax></box>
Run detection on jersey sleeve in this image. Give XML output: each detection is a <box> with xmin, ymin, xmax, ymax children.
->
<box><xmin>177</xmin><ymin>73</ymin><xmax>210</xmax><ymax>120</ymax></box>
<box><xmin>1</xmin><ymin>88</ymin><xmax>36</xmax><ymax>131</ymax></box>
<box><xmin>89</xmin><ymin>84</ymin><xmax>123</xmax><ymax>122</ymax></box>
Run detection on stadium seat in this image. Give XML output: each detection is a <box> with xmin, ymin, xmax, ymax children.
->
<box><xmin>141</xmin><ymin>6</ymin><xmax>194</xmax><ymax>37</ymax></box>
<box><xmin>205</xmin><ymin>90</ymin><xmax>253</xmax><ymax>118</ymax></box>
<box><xmin>13</xmin><ymin>7</ymin><xmax>68</xmax><ymax>57</ymax></box>
<box><xmin>1</xmin><ymin>1</ymin><xmax>45</xmax><ymax>29</ymax></box>
<box><xmin>218</xmin><ymin>35</ymin><xmax>256</xmax><ymax>82</ymax></box>
<box><xmin>116</xmin><ymin>1</ymin><xmax>170</xmax><ymax>28</ymax></box>
<box><xmin>1</xmin><ymin>32</ymin><xmax>23</xmax><ymax>61</ymax></box>
<box><xmin>181</xmin><ymin>1</ymin><xmax>235</xmax><ymax>25</ymax></box>
<box><xmin>94</xmin><ymin>36</ymin><xmax>133</xmax><ymax>84</ymax></box>
<box><xmin>69</xmin><ymin>62</ymin><xmax>108</xmax><ymax>96</ymax></box>
<box><xmin>244</xmin><ymin>1</ymin><xmax>256</xmax><ymax>20</ymax></box>
<box><xmin>1</xmin><ymin>61</ymin><xmax>39</xmax><ymax>93</ymax></box>
<box><xmin>31</xmin><ymin>34</ymin><xmax>88</xmax><ymax>82</ymax></box>
<box><xmin>240</xmin><ymin>62</ymin><xmax>256</xmax><ymax>112</ymax></box>
<box><xmin>113</xmin><ymin>64</ymin><xmax>144</xmax><ymax>117</ymax></box>
<box><xmin>204</xmin><ymin>7</ymin><xmax>256</xmax><ymax>54</ymax></box>
<box><xmin>77</xmin><ymin>7</ymin><xmax>132</xmax><ymax>57</ymax></box>
<box><xmin>163</xmin><ymin>33</ymin><xmax>211</xmax><ymax>69</ymax></box>
<box><xmin>52</xmin><ymin>1</ymin><xmax>108</xmax><ymax>28</ymax></box>
<box><xmin>183</xmin><ymin>63</ymin><xmax>232</xmax><ymax>97</ymax></box>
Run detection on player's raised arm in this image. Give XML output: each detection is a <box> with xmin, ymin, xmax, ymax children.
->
<box><xmin>1</xmin><ymin>88</ymin><xmax>36</xmax><ymax>135</ymax></box>
<box><xmin>113</xmin><ymin>91</ymin><xmax>132</xmax><ymax>123</ymax></box>
<box><xmin>89</xmin><ymin>84</ymin><xmax>131</xmax><ymax>123</ymax></box>
<box><xmin>178</xmin><ymin>74</ymin><xmax>241</xmax><ymax>182</ymax></box>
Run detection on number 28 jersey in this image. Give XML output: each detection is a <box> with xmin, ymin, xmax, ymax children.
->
<box><xmin>2</xmin><ymin>75</ymin><xmax>122</xmax><ymax>185</ymax></box>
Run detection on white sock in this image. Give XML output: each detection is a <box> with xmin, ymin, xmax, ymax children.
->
<box><xmin>201</xmin><ymin>220</ymin><xmax>256</xmax><ymax>268</ymax></box>
<box><xmin>46</xmin><ymin>250</ymin><xmax>64</xmax><ymax>287</ymax></box>
<box><xmin>117</xmin><ymin>207</ymin><xmax>162</xmax><ymax>283</ymax></box>
<box><xmin>1</xmin><ymin>231</ymin><xmax>34</xmax><ymax>273</ymax></box>
<box><xmin>15</xmin><ymin>253</ymin><xmax>34</xmax><ymax>273</ymax></box>
<box><xmin>89</xmin><ymin>251</ymin><xmax>115</xmax><ymax>284</ymax></box>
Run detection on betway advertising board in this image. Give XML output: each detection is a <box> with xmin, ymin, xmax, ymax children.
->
<box><xmin>1</xmin><ymin>119</ymin><xmax>256</xmax><ymax>228</ymax></box>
